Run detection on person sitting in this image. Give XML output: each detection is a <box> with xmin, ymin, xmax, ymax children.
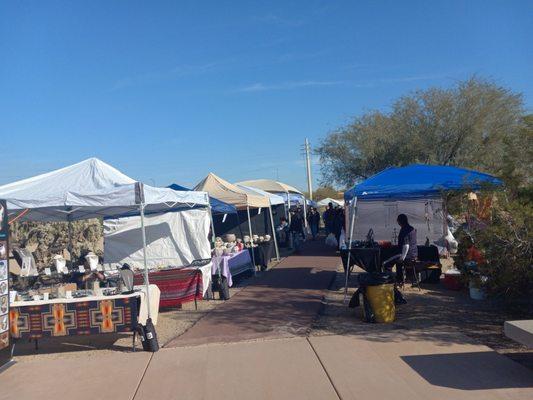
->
<box><xmin>70</xmin><ymin>254</ymin><xmax>106</xmax><ymax>289</ymax></box>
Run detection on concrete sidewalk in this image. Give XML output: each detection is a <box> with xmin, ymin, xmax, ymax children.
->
<box><xmin>3</xmin><ymin>333</ymin><xmax>531</xmax><ymax>400</ymax></box>
<box><xmin>166</xmin><ymin>240</ymin><xmax>340</xmax><ymax>347</ymax></box>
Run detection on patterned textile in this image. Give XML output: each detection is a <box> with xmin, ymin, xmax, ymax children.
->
<box><xmin>134</xmin><ymin>268</ymin><xmax>202</xmax><ymax>308</ymax></box>
<box><xmin>9</xmin><ymin>297</ymin><xmax>138</xmax><ymax>339</ymax></box>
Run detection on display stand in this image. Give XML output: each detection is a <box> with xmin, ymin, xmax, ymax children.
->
<box><xmin>0</xmin><ymin>200</ymin><xmax>12</xmax><ymax>368</ymax></box>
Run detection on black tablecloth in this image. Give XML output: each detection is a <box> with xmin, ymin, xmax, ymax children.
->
<box><xmin>248</xmin><ymin>241</ymin><xmax>274</xmax><ymax>269</ymax></box>
<box><xmin>340</xmin><ymin>247</ymin><xmax>382</xmax><ymax>274</ymax></box>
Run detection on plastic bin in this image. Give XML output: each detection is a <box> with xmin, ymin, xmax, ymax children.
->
<box><xmin>358</xmin><ymin>272</ymin><xmax>396</xmax><ymax>323</ymax></box>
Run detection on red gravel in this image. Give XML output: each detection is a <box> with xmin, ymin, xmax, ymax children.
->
<box><xmin>165</xmin><ymin>240</ymin><xmax>340</xmax><ymax>347</ymax></box>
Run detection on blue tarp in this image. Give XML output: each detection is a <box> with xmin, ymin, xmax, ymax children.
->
<box><xmin>344</xmin><ymin>164</ymin><xmax>502</xmax><ymax>201</ymax></box>
<box><xmin>168</xmin><ymin>183</ymin><xmax>237</xmax><ymax>214</ymax></box>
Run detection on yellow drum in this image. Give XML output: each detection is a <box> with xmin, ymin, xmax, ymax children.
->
<box><xmin>364</xmin><ymin>284</ymin><xmax>395</xmax><ymax>323</ymax></box>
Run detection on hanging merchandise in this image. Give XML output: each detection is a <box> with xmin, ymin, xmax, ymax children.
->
<box><xmin>0</xmin><ymin>200</ymin><xmax>11</xmax><ymax>368</ymax></box>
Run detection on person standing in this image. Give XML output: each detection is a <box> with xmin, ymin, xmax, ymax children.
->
<box><xmin>395</xmin><ymin>213</ymin><xmax>418</xmax><ymax>282</ymax></box>
<box><xmin>323</xmin><ymin>202</ymin><xmax>335</xmax><ymax>235</ymax></box>
<box><xmin>289</xmin><ymin>209</ymin><xmax>305</xmax><ymax>251</ymax></box>
<box><xmin>307</xmin><ymin>207</ymin><xmax>320</xmax><ymax>240</ymax></box>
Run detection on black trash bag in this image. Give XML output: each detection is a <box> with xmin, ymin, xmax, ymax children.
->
<box><xmin>136</xmin><ymin>318</ymin><xmax>159</xmax><ymax>352</ymax></box>
<box><xmin>219</xmin><ymin>275</ymin><xmax>230</xmax><ymax>300</ymax></box>
<box><xmin>394</xmin><ymin>287</ymin><xmax>407</xmax><ymax>305</ymax></box>
<box><xmin>212</xmin><ymin>275</ymin><xmax>230</xmax><ymax>300</ymax></box>
<box><xmin>362</xmin><ymin>294</ymin><xmax>376</xmax><ymax>323</ymax></box>
<box><xmin>348</xmin><ymin>289</ymin><xmax>361</xmax><ymax>308</ymax></box>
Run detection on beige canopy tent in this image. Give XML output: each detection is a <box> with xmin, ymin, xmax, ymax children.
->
<box><xmin>236</xmin><ymin>179</ymin><xmax>306</xmax><ymax>225</ymax></box>
<box><xmin>194</xmin><ymin>173</ymin><xmax>276</xmax><ymax>270</ymax></box>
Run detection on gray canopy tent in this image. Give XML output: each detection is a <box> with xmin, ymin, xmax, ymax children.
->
<box><xmin>0</xmin><ymin>158</ymin><xmax>210</xmax><ymax>322</ymax></box>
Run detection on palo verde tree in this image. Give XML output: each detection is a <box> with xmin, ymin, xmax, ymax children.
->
<box><xmin>317</xmin><ymin>77</ymin><xmax>531</xmax><ymax>188</ymax></box>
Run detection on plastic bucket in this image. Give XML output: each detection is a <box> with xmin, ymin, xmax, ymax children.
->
<box><xmin>365</xmin><ymin>284</ymin><xmax>396</xmax><ymax>323</ymax></box>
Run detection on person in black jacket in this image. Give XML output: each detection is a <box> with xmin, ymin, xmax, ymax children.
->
<box><xmin>289</xmin><ymin>208</ymin><xmax>305</xmax><ymax>251</ymax></box>
<box><xmin>307</xmin><ymin>207</ymin><xmax>320</xmax><ymax>240</ymax></box>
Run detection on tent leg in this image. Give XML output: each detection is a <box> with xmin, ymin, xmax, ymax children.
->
<box><xmin>139</xmin><ymin>204</ymin><xmax>152</xmax><ymax>319</ymax></box>
<box><xmin>343</xmin><ymin>198</ymin><xmax>357</xmax><ymax>304</ymax></box>
<box><xmin>269</xmin><ymin>205</ymin><xmax>280</xmax><ymax>261</ymax></box>
<box><xmin>246</xmin><ymin>206</ymin><xmax>256</xmax><ymax>276</ymax></box>
<box><xmin>302</xmin><ymin>196</ymin><xmax>308</xmax><ymax>229</ymax></box>
<box><xmin>286</xmin><ymin>191</ymin><xmax>291</xmax><ymax>225</ymax></box>
<box><xmin>208</xmin><ymin>202</ymin><xmax>222</xmax><ymax>283</ymax></box>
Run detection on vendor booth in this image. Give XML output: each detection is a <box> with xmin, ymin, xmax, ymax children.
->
<box><xmin>342</xmin><ymin>164</ymin><xmax>502</xmax><ymax>300</ymax></box>
<box><xmin>195</xmin><ymin>174</ymin><xmax>277</xmax><ymax>276</ymax></box>
<box><xmin>103</xmin><ymin>208</ymin><xmax>213</xmax><ymax>308</ymax></box>
<box><xmin>0</xmin><ymin>158</ymin><xmax>210</xmax><ymax>352</ymax></box>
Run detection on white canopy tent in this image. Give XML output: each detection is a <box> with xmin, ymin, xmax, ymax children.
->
<box><xmin>317</xmin><ymin>198</ymin><xmax>344</xmax><ymax>208</ymax></box>
<box><xmin>195</xmin><ymin>174</ymin><xmax>272</xmax><ymax>269</ymax></box>
<box><xmin>236</xmin><ymin>184</ymin><xmax>282</xmax><ymax>261</ymax></box>
<box><xmin>235</xmin><ymin>179</ymin><xmax>307</xmax><ymax>226</ymax></box>
<box><xmin>0</xmin><ymin>158</ymin><xmax>210</xmax><ymax>321</ymax></box>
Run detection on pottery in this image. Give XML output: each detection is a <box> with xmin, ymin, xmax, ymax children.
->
<box><xmin>224</xmin><ymin>234</ymin><xmax>236</xmax><ymax>243</ymax></box>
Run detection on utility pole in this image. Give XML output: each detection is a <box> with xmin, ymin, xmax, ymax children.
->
<box><xmin>304</xmin><ymin>138</ymin><xmax>313</xmax><ymax>200</ymax></box>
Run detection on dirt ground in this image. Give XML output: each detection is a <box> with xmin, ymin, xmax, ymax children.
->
<box><xmin>311</xmin><ymin>265</ymin><xmax>533</xmax><ymax>370</ymax></box>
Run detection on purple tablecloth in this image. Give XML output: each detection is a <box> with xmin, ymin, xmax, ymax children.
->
<box><xmin>212</xmin><ymin>250</ymin><xmax>254</xmax><ymax>286</ymax></box>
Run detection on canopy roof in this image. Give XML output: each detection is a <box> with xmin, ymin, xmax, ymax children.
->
<box><xmin>236</xmin><ymin>184</ymin><xmax>285</xmax><ymax>206</ymax></box>
<box><xmin>317</xmin><ymin>198</ymin><xmax>344</xmax><ymax>207</ymax></box>
<box><xmin>168</xmin><ymin>183</ymin><xmax>237</xmax><ymax>214</ymax></box>
<box><xmin>0</xmin><ymin>158</ymin><xmax>209</xmax><ymax>221</ymax></box>
<box><xmin>236</xmin><ymin>179</ymin><xmax>303</xmax><ymax>195</ymax></box>
<box><xmin>344</xmin><ymin>164</ymin><xmax>502</xmax><ymax>201</ymax></box>
<box><xmin>194</xmin><ymin>173</ymin><xmax>270</xmax><ymax>210</ymax></box>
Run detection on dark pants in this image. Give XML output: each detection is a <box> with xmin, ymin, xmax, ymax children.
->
<box><xmin>310</xmin><ymin>224</ymin><xmax>318</xmax><ymax>239</ymax></box>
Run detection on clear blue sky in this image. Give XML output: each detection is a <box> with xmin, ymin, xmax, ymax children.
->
<box><xmin>1</xmin><ymin>0</ymin><xmax>531</xmax><ymax>191</ymax></box>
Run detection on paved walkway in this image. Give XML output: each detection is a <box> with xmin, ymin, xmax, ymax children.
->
<box><xmin>165</xmin><ymin>240</ymin><xmax>340</xmax><ymax>347</ymax></box>
<box><xmin>1</xmin><ymin>241</ymin><xmax>532</xmax><ymax>399</ymax></box>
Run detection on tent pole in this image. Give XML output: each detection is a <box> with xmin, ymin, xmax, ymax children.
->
<box><xmin>343</xmin><ymin>197</ymin><xmax>357</xmax><ymax>304</ymax></box>
<box><xmin>67</xmin><ymin>214</ymin><xmax>73</xmax><ymax>267</ymax></box>
<box><xmin>139</xmin><ymin>203</ymin><xmax>152</xmax><ymax>319</ymax></box>
<box><xmin>269</xmin><ymin>204</ymin><xmax>280</xmax><ymax>261</ymax></box>
<box><xmin>302</xmin><ymin>195</ymin><xmax>308</xmax><ymax>228</ymax></box>
<box><xmin>246</xmin><ymin>205</ymin><xmax>256</xmax><ymax>276</ymax></box>
<box><xmin>207</xmin><ymin>199</ymin><xmax>222</xmax><ymax>282</ymax></box>
<box><xmin>286</xmin><ymin>191</ymin><xmax>291</xmax><ymax>225</ymax></box>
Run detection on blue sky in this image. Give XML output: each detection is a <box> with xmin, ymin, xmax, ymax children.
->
<box><xmin>1</xmin><ymin>0</ymin><xmax>531</xmax><ymax>191</ymax></box>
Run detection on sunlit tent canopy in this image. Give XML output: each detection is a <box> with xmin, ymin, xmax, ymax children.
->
<box><xmin>168</xmin><ymin>183</ymin><xmax>237</xmax><ymax>215</ymax></box>
<box><xmin>0</xmin><ymin>158</ymin><xmax>210</xmax><ymax>321</ymax></box>
<box><xmin>236</xmin><ymin>179</ymin><xmax>307</xmax><ymax>224</ymax></box>
<box><xmin>0</xmin><ymin>158</ymin><xmax>208</xmax><ymax>221</ymax></box>
<box><xmin>195</xmin><ymin>173</ymin><xmax>270</xmax><ymax>209</ymax></box>
<box><xmin>235</xmin><ymin>184</ymin><xmax>285</xmax><ymax>206</ymax></box>
<box><xmin>317</xmin><ymin>198</ymin><xmax>344</xmax><ymax>207</ymax></box>
<box><xmin>236</xmin><ymin>179</ymin><xmax>303</xmax><ymax>196</ymax></box>
<box><xmin>344</xmin><ymin>164</ymin><xmax>502</xmax><ymax>202</ymax></box>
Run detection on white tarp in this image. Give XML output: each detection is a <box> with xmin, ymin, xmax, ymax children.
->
<box><xmin>103</xmin><ymin>208</ymin><xmax>211</xmax><ymax>270</ymax></box>
<box><xmin>349</xmin><ymin>197</ymin><xmax>445</xmax><ymax>244</ymax></box>
<box><xmin>0</xmin><ymin>158</ymin><xmax>209</xmax><ymax>221</ymax></box>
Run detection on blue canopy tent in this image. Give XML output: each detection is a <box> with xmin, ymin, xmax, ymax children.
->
<box><xmin>344</xmin><ymin>164</ymin><xmax>502</xmax><ymax>201</ymax></box>
<box><xmin>342</xmin><ymin>164</ymin><xmax>502</xmax><ymax>302</ymax></box>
